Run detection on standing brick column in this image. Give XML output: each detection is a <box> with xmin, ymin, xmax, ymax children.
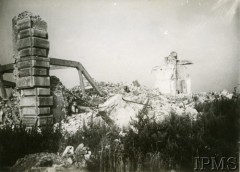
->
<box><xmin>12</xmin><ymin>11</ymin><xmax>53</xmax><ymax>127</ymax></box>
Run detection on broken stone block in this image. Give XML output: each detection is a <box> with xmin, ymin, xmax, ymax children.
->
<box><xmin>21</xmin><ymin>106</ymin><xmax>51</xmax><ymax>115</ymax></box>
<box><xmin>20</xmin><ymin>96</ymin><xmax>53</xmax><ymax>107</ymax></box>
<box><xmin>19</xmin><ymin>48</ymin><xmax>48</xmax><ymax>57</ymax></box>
<box><xmin>16</xmin><ymin>15</ymin><xmax>47</xmax><ymax>31</ymax></box>
<box><xmin>18</xmin><ymin>28</ymin><xmax>48</xmax><ymax>39</ymax></box>
<box><xmin>16</xmin><ymin>76</ymin><xmax>50</xmax><ymax>88</ymax></box>
<box><xmin>62</xmin><ymin>146</ymin><xmax>74</xmax><ymax>158</ymax></box>
<box><xmin>19</xmin><ymin>68</ymin><xmax>48</xmax><ymax>77</ymax></box>
<box><xmin>16</xmin><ymin>17</ymin><xmax>32</xmax><ymax>31</ymax></box>
<box><xmin>17</xmin><ymin>37</ymin><xmax>49</xmax><ymax>50</ymax></box>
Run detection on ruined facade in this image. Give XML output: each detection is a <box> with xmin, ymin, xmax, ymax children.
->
<box><xmin>154</xmin><ymin>52</ymin><xmax>192</xmax><ymax>95</ymax></box>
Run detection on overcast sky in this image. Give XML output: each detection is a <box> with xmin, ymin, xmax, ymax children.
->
<box><xmin>0</xmin><ymin>0</ymin><xmax>239</xmax><ymax>92</ymax></box>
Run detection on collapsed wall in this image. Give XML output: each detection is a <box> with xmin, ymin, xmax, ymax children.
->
<box><xmin>12</xmin><ymin>12</ymin><xmax>53</xmax><ymax>127</ymax></box>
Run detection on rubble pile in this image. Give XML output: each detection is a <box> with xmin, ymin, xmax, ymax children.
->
<box><xmin>51</xmin><ymin>76</ymin><xmax>102</xmax><ymax>115</ymax></box>
<box><xmin>58</xmin><ymin>112</ymin><xmax>105</xmax><ymax>136</ymax></box>
<box><xmin>59</xmin><ymin>81</ymin><xmax>236</xmax><ymax>135</ymax></box>
<box><xmin>95</xmin><ymin>82</ymin><xmax>199</xmax><ymax>122</ymax></box>
<box><xmin>0</xmin><ymin>77</ymin><xmax>236</xmax><ymax>131</ymax></box>
<box><xmin>11</xmin><ymin>144</ymin><xmax>92</xmax><ymax>171</ymax></box>
<box><xmin>0</xmin><ymin>89</ymin><xmax>20</xmax><ymax>128</ymax></box>
<box><xmin>11</xmin><ymin>152</ymin><xmax>69</xmax><ymax>171</ymax></box>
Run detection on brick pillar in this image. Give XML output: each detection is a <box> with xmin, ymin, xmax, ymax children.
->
<box><xmin>12</xmin><ymin>11</ymin><xmax>53</xmax><ymax>127</ymax></box>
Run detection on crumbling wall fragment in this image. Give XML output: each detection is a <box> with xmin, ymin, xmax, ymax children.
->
<box><xmin>12</xmin><ymin>11</ymin><xmax>53</xmax><ymax>127</ymax></box>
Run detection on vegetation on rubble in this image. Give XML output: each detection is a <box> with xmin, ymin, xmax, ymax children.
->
<box><xmin>0</xmin><ymin>125</ymin><xmax>62</xmax><ymax>168</ymax></box>
<box><xmin>0</xmin><ymin>96</ymin><xmax>239</xmax><ymax>171</ymax></box>
<box><xmin>61</xmin><ymin>96</ymin><xmax>240</xmax><ymax>171</ymax></box>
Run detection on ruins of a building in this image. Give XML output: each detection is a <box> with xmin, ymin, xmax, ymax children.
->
<box><xmin>153</xmin><ymin>52</ymin><xmax>193</xmax><ymax>95</ymax></box>
<box><xmin>0</xmin><ymin>11</ymin><xmax>103</xmax><ymax>127</ymax></box>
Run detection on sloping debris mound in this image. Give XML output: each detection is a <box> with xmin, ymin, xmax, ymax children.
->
<box><xmin>10</xmin><ymin>152</ymin><xmax>69</xmax><ymax>172</ymax></box>
<box><xmin>58</xmin><ymin>81</ymin><xmax>237</xmax><ymax>136</ymax></box>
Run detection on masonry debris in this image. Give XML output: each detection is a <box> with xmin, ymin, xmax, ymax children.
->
<box><xmin>10</xmin><ymin>153</ymin><xmax>70</xmax><ymax>172</ymax></box>
<box><xmin>54</xmin><ymin>80</ymin><xmax>237</xmax><ymax>136</ymax></box>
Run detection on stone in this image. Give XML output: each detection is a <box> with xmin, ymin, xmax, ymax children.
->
<box><xmin>17</xmin><ymin>60</ymin><xmax>50</xmax><ymax>69</ymax></box>
<box><xmin>75</xmin><ymin>143</ymin><xmax>85</xmax><ymax>155</ymax></box>
<box><xmin>21</xmin><ymin>107</ymin><xmax>51</xmax><ymax>115</ymax></box>
<box><xmin>21</xmin><ymin>115</ymin><xmax>53</xmax><ymax>126</ymax></box>
<box><xmin>19</xmin><ymin>68</ymin><xmax>48</xmax><ymax>77</ymax></box>
<box><xmin>18</xmin><ymin>56</ymin><xmax>50</xmax><ymax>62</ymax></box>
<box><xmin>21</xmin><ymin>88</ymin><xmax>50</xmax><ymax>96</ymax></box>
<box><xmin>18</xmin><ymin>28</ymin><xmax>48</xmax><ymax>39</ymax></box>
<box><xmin>31</xmin><ymin>17</ymin><xmax>47</xmax><ymax>31</ymax></box>
<box><xmin>62</xmin><ymin>146</ymin><xmax>74</xmax><ymax>158</ymax></box>
<box><xmin>132</xmin><ymin>80</ymin><xmax>140</xmax><ymax>87</ymax></box>
<box><xmin>38</xmin><ymin>157</ymin><xmax>53</xmax><ymax>167</ymax></box>
<box><xmin>16</xmin><ymin>17</ymin><xmax>31</xmax><ymax>31</ymax></box>
<box><xmin>16</xmin><ymin>76</ymin><xmax>50</xmax><ymax>88</ymax></box>
<box><xmin>19</xmin><ymin>48</ymin><xmax>48</xmax><ymax>57</ymax></box>
<box><xmin>20</xmin><ymin>96</ymin><xmax>53</xmax><ymax>107</ymax></box>
<box><xmin>11</xmin><ymin>152</ymin><xmax>66</xmax><ymax>172</ymax></box>
<box><xmin>19</xmin><ymin>68</ymin><xmax>49</xmax><ymax>77</ymax></box>
<box><xmin>16</xmin><ymin>15</ymin><xmax>47</xmax><ymax>31</ymax></box>
<box><xmin>17</xmin><ymin>37</ymin><xmax>49</xmax><ymax>50</ymax></box>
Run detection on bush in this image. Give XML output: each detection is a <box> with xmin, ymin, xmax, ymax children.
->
<box><xmin>0</xmin><ymin>125</ymin><xmax>62</xmax><ymax>168</ymax></box>
<box><xmin>196</xmin><ymin>98</ymin><xmax>240</xmax><ymax>157</ymax></box>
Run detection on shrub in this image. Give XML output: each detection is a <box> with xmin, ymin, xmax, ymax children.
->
<box><xmin>0</xmin><ymin>125</ymin><xmax>62</xmax><ymax>168</ymax></box>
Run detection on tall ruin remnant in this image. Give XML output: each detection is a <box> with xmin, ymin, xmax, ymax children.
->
<box><xmin>0</xmin><ymin>11</ymin><xmax>103</xmax><ymax>126</ymax></box>
<box><xmin>12</xmin><ymin>11</ymin><xmax>53</xmax><ymax>126</ymax></box>
<box><xmin>153</xmin><ymin>52</ymin><xmax>193</xmax><ymax>95</ymax></box>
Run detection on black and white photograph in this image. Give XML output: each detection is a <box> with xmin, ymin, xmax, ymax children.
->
<box><xmin>0</xmin><ymin>0</ymin><xmax>239</xmax><ymax>171</ymax></box>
